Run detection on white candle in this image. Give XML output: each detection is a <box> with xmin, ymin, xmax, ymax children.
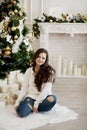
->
<box><xmin>62</xmin><ymin>59</ymin><xmax>67</xmax><ymax>75</ymax></box>
<box><xmin>77</xmin><ymin>67</ymin><xmax>81</xmax><ymax>76</ymax></box>
<box><xmin>85</xmin><ymin>68</ymin><xmax>87</xmax><ymax>76</ymax></box>
<box><xmin>73</xmin><ymin>64</ymin><xmax>78</xmax><ymax>76</ymax></box>
<box><xmin>56</xmin><ymin>55</ymin><xmax>62</xmax><ymax>76</ymax></box>
<box><xmin>68</xmin><ymin>60</ymin><xmax>73</xmax><ymax>75</ymax></box>
<box><xmin>81</xmin><ymin>65</ymin><xmax>86</xmax><ymax>75</ymax></box>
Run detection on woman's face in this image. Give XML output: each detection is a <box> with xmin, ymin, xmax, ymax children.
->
<box><xmin>35</xmin><ymin>52</ymin><xmax>47</xmax><ymax>66</ymax></box>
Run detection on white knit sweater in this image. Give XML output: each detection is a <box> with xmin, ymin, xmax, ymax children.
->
<box><xmin>15</xmin><ymin>67</ymin><xmax>53</xmax><ymax>108</ymax></box>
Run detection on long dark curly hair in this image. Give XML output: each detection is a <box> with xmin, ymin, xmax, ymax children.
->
<box><xmin>32</xmin><ymin>48</ymin><xmax>55</xmax><ymax>91</ymax></box>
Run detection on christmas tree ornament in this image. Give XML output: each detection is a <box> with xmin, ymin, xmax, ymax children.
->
<box><xmin>2</xmin><ymin>46</ymin><xmax>11</xmax><ymax>56</ymax></box>
<box><xmin>11</xmin><ymin>26</ymin><xmax>16</xmax><ymax>31</ymax></box>
<box><xmin>14</xmin><ymin>9</ymin><xmax>18</xmax><ymax>13</ymax></box>
<box><xmin>14</xmin><ymin>35</ymin><xmax>18</xmax><ymax>40</ymax></box>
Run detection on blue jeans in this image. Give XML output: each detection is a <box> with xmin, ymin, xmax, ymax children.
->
<box><xmin>16</xmin><ymin>95</ymin><xmax>57</xmax><ymax>117</ymax></box>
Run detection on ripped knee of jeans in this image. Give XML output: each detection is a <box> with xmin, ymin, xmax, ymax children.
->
<box><xmin>47</xmin><ymin>95</ymin><xmax>57</xmax><ymax>103</ymax></box>
<box><xmin>47</xmin><ymin>96</ymin><xmax>54</xmax><ymax>102</ymax></box>
<box><xmin>27</xmin><ymin>103</ymin><xmax>33</xmax><ymax>110</ymax></box>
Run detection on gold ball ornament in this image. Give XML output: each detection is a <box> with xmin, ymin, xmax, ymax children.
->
<box><xmin>5</xmin><ymin>46</ymin><xmax>11</xmax><ymax>50</ymax></box>
<box><xmin>49</xmin><ymin>19</ymin><xmax>53</xmax><ymax>23</ymax></box>
<box><xmin>14</xmin><ymin>35</ymin><xmax>18</xmax><ymax>40</ymax></box>
<box><xmin>2</xmin><ymin>46</ymin><xmax>11</xmax><ymax>56</ymax></box>
<box><xmin>73</xmin><ymin>20</ymin><xmax>76</xmax><ymax>23</ymax></box>
<box><xmin>11</xmin><ymin>26</ymin><xmax>16</xmax><ymax>31</ymax></box>
<box><xmin>14</xmin><ymin>9</ymin><xmax>18</xmax><ymax>13</ymax></box>
<box><xmin>13</xmin><ymin>1</ymin><xmax>16</xmax><ymax>4</ymax></box>
<box><xmin>4</xmin><ymin>50</ymin><xmax>11</xmax><ymax>56</ymax></box>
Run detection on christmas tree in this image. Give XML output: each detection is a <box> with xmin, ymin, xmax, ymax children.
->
<box><xmin>0</xmin><ymin>0</ymin><xmax>34</xmax><ymax>79</ymax></box>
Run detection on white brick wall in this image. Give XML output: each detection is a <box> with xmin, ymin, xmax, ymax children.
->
<box><xmin>49</xmin><ymin>34</ymin><xmax>87</xmax><ymax>66</ymax></box>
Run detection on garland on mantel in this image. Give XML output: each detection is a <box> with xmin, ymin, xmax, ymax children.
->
<box><xmin>33</xmin><ymin>13</ymin><xmax>87</xmax><ymax>39</ymax></box>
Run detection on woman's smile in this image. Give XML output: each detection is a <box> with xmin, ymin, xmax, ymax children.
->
<box><xmin>36</xmin><ymin>53</ymin><xmax>46</xmax><ymax>66</ymax></box>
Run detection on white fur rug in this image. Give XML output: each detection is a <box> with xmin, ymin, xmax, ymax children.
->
<box><xmin>0</xmin><ymin>103</ymin><xmax>78</xmax><ymax>130</ymax></box>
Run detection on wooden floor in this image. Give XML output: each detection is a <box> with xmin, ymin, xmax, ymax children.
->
<box><xmin>34</xmin><ymin>78</ymin><xmax>87</xmax><ymax>130</ymax></box>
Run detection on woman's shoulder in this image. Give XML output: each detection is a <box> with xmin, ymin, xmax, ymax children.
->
<box><xmin>25</xmin><ymin>66</ymin><xmax>33</xmax><ymax>74</ymax></box>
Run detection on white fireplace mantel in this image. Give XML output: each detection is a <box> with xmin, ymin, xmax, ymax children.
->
<box><xmin>39</xmin><ymin>23</ymin><xmax>87</xmax><ymax>50</ymax></box>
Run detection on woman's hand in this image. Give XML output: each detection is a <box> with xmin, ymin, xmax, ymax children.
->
<box><xmin>32</xmin><ymin>107</ymin><xmax>38</xmax><ymax>113</ymax></box>
<box><xmin>14</xmin><ymin>100</ymin><xmax>20</xmax><ymax>110</ymax></box>
<box><xmin>14</xmin><ymin>105</ymin><xmax>18</xmax><ymax>110</ymax></box>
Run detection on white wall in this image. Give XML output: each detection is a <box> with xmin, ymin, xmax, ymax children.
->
<box><xmin>20</xmin><ymin>0</ymin><xmax>87</xmax><ymax>23</ymax></box>
<box><xmin>43</xmin><ymin>0</ymin><xmax>87</xmax><ymax>13</ymax></box>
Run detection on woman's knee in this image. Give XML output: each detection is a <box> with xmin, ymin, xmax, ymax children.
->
<box><xmin>47</xmin><ymin>95</ymin><xmax>57</xmax><ymax>103</ymax></box>
<box><xmin>16</xmin><ymin>102</ymin><xmax>32</xmax><ymax>117</ymax></box>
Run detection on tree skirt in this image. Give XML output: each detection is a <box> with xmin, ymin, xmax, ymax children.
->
<box><xmin>0</xmin><ymin>103</ymin><xmax>78</xmax><ymax>130</ymax></box>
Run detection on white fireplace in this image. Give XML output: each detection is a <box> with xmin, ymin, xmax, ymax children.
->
<box><xmin>39</xmin><ymin>23</ymin><xmax>87</xmax><ymax>78</ymax></box>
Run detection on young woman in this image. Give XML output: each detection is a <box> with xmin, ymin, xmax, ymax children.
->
<box><xmin>15</xmin><ymin>48</ymin><xmax>57</xmax><ymax>117</ymax></box>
